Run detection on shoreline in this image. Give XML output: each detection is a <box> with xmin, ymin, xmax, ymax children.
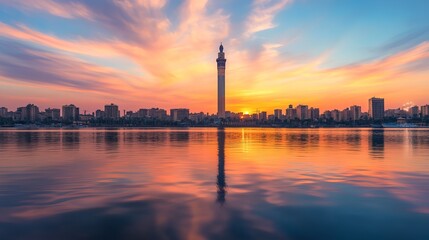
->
<box><xmin>1</xmin><ymin>125</ymin><xmax>429</xmax><ymax>130</ymax></box>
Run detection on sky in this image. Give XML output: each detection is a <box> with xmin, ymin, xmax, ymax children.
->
<box><xmin>0</xmin><ymin>0</ymin><xmax>428</xmax><ymax>114</ymax></box>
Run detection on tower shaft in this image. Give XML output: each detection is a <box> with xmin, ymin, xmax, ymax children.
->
<box><xmin>217</xmin><ymin>44</ymin><xmax>226</xmax><ymax>118</ymax></box>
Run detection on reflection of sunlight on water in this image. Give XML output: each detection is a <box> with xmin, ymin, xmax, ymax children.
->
<box><xmin>0</xmin><ymin>128</ymin><xmax>429</xmax><ymax>239</ymax></box>
<box><xmin>241</xmin><ymin>128</ymin><xmax>250</xmax><ymax>153</ymax></box>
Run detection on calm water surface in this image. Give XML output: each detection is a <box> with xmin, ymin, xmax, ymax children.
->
<box><xmin>0</xmin><ymin>128</ymin><xmax>429</xmax><ymax>240</ymax></box>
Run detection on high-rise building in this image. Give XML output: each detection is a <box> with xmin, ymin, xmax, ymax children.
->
<box><xmin>274</xmin><ymin>109</ymin><xmax>283</xmax><ymax>120</ymax></box>
<box><xmin>421</xmin><ymin>105</ymin><xmax>429</xmax><ymax>118</ymax></box>
<box><xmin>331</xmin><ymin>109</ymin><xmax>340</xmax><ymax>122</ymax></box>
<box><xmin>29</xmin><ymin>104</ymin><xmax>40</xmax><ymax>122</ymax></box>
<box><xmin>125</xmin><ymin>111</ymin><xmax>134</xmax><ymax>119</ymax></box>
<box><xmin>45</xmin><ymin>108</ymin><xmax>61</xmax><ymax>121</ymax></box>
<box><xmin>323</xmin><ymin>110</ymin><xmax>332</xmax><ymax>120</ymax></box>
<box><xmin>0</xmin><ymin>107</ymin><xmax>8</xmax><ymax>117</ymax></box>
<box><xmin>259</xmin><ymin>111</ymin><xmax>267</xmax><ymax>121</ymax></box>
<box><xmin>350</xmin><ymin>105</ymin><xmax>362</xmax><ymax>121</ymax></box>
<box><xmin>296</xmin><ymin>105</ymin><xmax>309</xmax><ymax>120</ymax></box>
<box><xmin>170</xmin><ymin>109</ymin><xmax>189</xmax><ymax>122</ymax></box>
<box><xmin>15</xmin><ymin>107</ymin><xmax>24</xmax><ymax>121</ymax></box>
<box><xmin>217</xmin><ymin>43</ymin><xmax>226</xmax><ymax>118</ymax></box>
<box><xmin>95</xmin><ymin>110</ymin><xmax>105</xmax><ymax>119</ymax></box>
<box><xmin>62</xmin><ymin>104</ymin><xmax>79</xmax><ymax>122</ymax></box>
<box><xmin>340</xmin><ymin>108</ymin><xmax>351</xmax><ymax>122</ymax></box>
<box><xmin>408</xmin><ymin>106</ymin><xmax>419</xmax><ymax>118</ymax></box>
<box><xmin>309</xmin><ymin>108</ymin><xmax>320</xmax><ymax>120</ymax></box>
<box><xmin>105</xmin><ymin>103</ymin><xmax>119</xmax><ymax>120</ymax></box>
<box><xmin>286</xmin><ymin>105</ymin><xmax>297</xmax><ymax>120</ymax></box>
<box><xmin>18</xmin><ymin>104</ymin><xmax>40</xmax><ymax>122</ymax></box>
<box><xmin>369</xmin><ymin>97</ymin><xmax>384</xmax><ymax>120</ymax></box>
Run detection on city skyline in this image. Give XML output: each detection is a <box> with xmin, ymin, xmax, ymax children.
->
<box><xmin>2</xmin><ymin>96</ymin><xmax>429</xmax><ymax>119</ymax></box>
<box><xmin>1</xmin><ymin>1</ymin><xmax>429</xmax><ymax>113</ymax></box>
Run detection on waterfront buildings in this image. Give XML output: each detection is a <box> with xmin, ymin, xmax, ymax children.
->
<box><xmin>45</xmin><ymin>108</ymin><xmax>61</xmax><ymax>121</ymax></box>
<box><xmin>16</xmin><ymin>104</ymin><xmax>40</xmax><ymax>122</ymax></box>
<box><xmin>340</xmin><ymin>108</ymin><xmax>351</xmax><ymax>122</ymax></box>
<box><xmin>0</xmin><ymin>107</ymin><xmax>7</xmax><ymax>117</ymax></box>
<box><xmin>385</xmin><ymin>108</ymin><xmax>408</xmax><ymax>118</ymax></box>
<box><xmin>369</xmin><ymin>97</ymin><xmax>385</xmax><ymax>120</ymax></box>
<box><xmin>296</xmin><ymin>105</ymin><xmax>309</xmax><ymax>120</ymax></box>
<box><xmin>421</xmin><ymin>105</ymin><xmax>429</xmax><ymax>117</ymax></box>
<box><xmin>331</xmin><ymin>109</ymin><xmax>340</xmax><ymax>122</ymax></box>
<box><xmin>189</xmin><ymin>112</ymin><xmax>206</xmax><ymax>123</ymax></box>
<box><xmin>286</xmin><ymin>105</ymin><xmax>297</xmax><ymax>120</ymax></box>
<box><xmin>274</xmin><ymin>109</ymin><xmax>283</xmax><ymax>120</ymax></box>
<box><xmin>105</xmin><ymin>103</ymin><xmax>120</xmax><ymax>120</ymax></box>
<box><xmin>62</xmin><ymin>104</ymin><xmax>80</xmax><ymax>122</ymax></box>
<box><xmin>170</xmin><ymin>109</ymin><xmax>190</xmax><ymax>122</ymax></box>
<box><xmin>148</xmin><ymin>108</ymin><xmax>167</xmax><ymax>120</ymax></box>
<box><xmin>95</xmin><ymin>110</ymin><xmax>105</xmax><ymax>119</ymax></box>
<box><xmin>79</xmin><ymin>114</ymin><xmax>94</xmax><ymax>122</ymax></box>
<box><xmin>309</xmin><ymin>108</ymin><xmax>320</xmax><ymax>120</ymax></box>
<box><xmin>138</xmin><ymin>109</ymin><xmax>149</xmax><ymax>118</ymax></box>
<box><xmin>217</xmin><ymin>43</ymin><xmax>226</xmax><ymax>118</ymax></box>
<box><xmin>409</xmin><ymin>106</ymin><xmax>419</xmax><ymax>118</ymax></box>
<box><xmin>2</xmin><ymin>94</ymin><xmax>429</xmax><ymax>126</ymax></box>
<box><xmin>259</xmin><ymin>111</ymin><xmax>267</xmax><ymax>121</ymax></box>
<box><xmin>350</xmin><ymin>105</ymin><xmax>362</xmax><ymax>121</ymax></box>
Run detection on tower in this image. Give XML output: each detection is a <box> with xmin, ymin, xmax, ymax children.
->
<box><xmin>216</xmin><ymin>43</ymin><xmax>226</xmax><ymax>118</ymax></box>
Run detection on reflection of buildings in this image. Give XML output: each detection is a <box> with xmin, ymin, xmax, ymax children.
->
<box><xmin>62</xmin><ymin>131</ymin><xmax>80</xmax><ymax>149</ymax></box>
<box><xmin>169</xmin><ymin>132</ymin><xmax>189</xmax><ymax>142</ymax></box>
<box><xmin>103</xmin><ymin>131</ymin><xmax>120</xmax><ymax>152</ymax></box>
<box><xmin>216</xmin><ymin>129</ymin><xmax>227</xmax><ymax>205</ymax></box>
<box><xmin>369</xmin><ymin>129</ymin><xmax>384</xmax><ymax>157</ymax></box>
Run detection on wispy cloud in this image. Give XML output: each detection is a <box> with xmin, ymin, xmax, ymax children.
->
<box><xmin>0</xmin><ymin>0</ymin><xmax>93</xmax><ymax>19</ymax></box>
<box><xmin>377</xmin><ymin>26</ymin><xmax>429</xmax><ymax>54</ymax></box>
<box><xmin>245</xmin><ymin>0</ymin><xmax>292</xmax><ymax>36</ymax></box>
<box><xmin>0</xmin><ymin>40</ymin><xmax>140</xmax><ymax>95</ymax></box>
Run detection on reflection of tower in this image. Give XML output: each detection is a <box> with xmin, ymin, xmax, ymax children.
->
<box><xmin>217</xmin><ymin>43</ymin><xmax>226</xmax><ymax>118</ymax></box>
<box><xmin>216</xmin><ymin>129</ymin><xmax>227</xmax><ymax>204</ymax></box>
